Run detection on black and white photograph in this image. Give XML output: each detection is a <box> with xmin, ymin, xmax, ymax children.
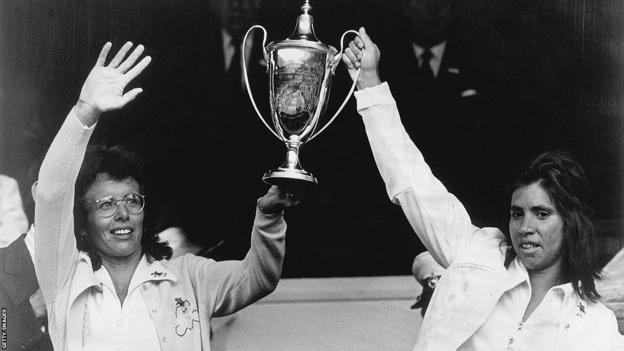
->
<box><xmin>0</xmin><ymin>0</ymin><xmax>623</xmax><ymax>350</ymax></box>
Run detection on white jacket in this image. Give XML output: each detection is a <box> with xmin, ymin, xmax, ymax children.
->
<box><xmin>355</xmin><ymin>83</ymin><xmax>624</xmax><ymax>351</ymax></box>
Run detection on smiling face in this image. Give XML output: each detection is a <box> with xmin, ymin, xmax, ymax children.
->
<box><xmin>509</xmin><ymin>182</ymin><xmax>565</xmax><ymax>275</ymax></box>
<box><xmin>83</xmin><ymin>174</ymin><xmax>144</xmax><ymax>263</ymax></box>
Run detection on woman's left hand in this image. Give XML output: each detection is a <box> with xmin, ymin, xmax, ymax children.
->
<box><xmin>257</xmin><ymin>185</ymin><xmax>301</xmax><ymax>214</ymax></box>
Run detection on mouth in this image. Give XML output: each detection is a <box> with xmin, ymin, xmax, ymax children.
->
<box><xmin>110</xmin><ymin>228</ymin><xmax>134</xmax><ymax>238</ymax></box>
<box><xmin>518</xmin><ymin>242</ymin><xmax>541</xmax><ymax>253</ymax></box>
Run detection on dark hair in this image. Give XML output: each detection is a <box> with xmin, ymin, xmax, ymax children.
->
<box><xmin>504</xmin><ymin>150</ymin><xmax>601</xmax><ymax>302</ymax></box>
<box><xmin>74</xmin><ymin>144</ymin><xmax>172</xmax><ymax>270</ymax></box>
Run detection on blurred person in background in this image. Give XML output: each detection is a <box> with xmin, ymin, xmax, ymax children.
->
<box><xmin>0</xmin><ymin>174</ymin><xmax>28</xmax><ymax>247</ymax></box>
<box><xmin>0</xmin><ymin>171</ymin><xmax>52</xmax><ymax>350</ymax></box>
<box><xmin>411</xmin><ymin>251</ymin><xmax>444</xmax><ymax>317</ymax></box>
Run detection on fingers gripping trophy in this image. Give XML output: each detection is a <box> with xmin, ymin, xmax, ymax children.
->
<box><xmin>243</xmin><ymin>0</ymin><xmax>361</xmax><ymax>188</ymax></box>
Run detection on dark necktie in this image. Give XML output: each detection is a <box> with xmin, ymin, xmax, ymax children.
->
<box><xmin>226</xmin><ymin>39</ymin><xmax>243</xmax><ymax>93</ymax></box>
<box><xmin>420</xmin><ymin>48</ymin><xmax>435</xmax><ymax>81</ymax></box>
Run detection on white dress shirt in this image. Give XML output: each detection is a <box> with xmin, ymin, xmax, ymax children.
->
<box><xmin>83</xmin><ymin>255</ymin><xmax>161</xmax><ymax>351</ymax></box>
<box><xmin>459</xmin><ymin>259</ymin><xmax>567</xmax><ymax>350</ymax></box>
<box><xmin>24</xmin><ymin>224</ymin><xmax>36</xmax><ymax>262</ymax></box>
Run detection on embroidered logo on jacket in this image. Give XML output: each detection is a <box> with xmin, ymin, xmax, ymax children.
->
<box><xmin>175</xmin><ymin>297</ymin><xmax>200</xmax><ymax>336</ymax></box>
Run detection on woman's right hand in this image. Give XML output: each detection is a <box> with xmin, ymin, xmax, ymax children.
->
<box><xmin>75</xmin><ymin>41</ymin><xmax>152</xmax><ymax>126</ymax></box>
<box><xmin>342</xmin><ymin>27</ymin><xmax>381</xmax><ymax>90</ymax></box>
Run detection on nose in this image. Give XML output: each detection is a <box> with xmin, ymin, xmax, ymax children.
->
<box><xmin>113</xmin><ymin>201</ymin><xmax>130</xmax><ymax>221</ymax></box>
<box><xmin>517</xmin><ymin>216</ymin><xmax>535</xmax><ymax>236</ymax></box>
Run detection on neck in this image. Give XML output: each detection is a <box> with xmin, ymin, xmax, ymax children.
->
<box><xmin>99</xmin><ymin>250</ymin><xmax>142</xmax><ymax>306</ymax></box>
<box><xmin>522</xmin><ymin>258</ymin><xmax>564</xmax><ymax>321</ymax></box>
<box><xmin>527</xmin><ymin>259</ymin><xmax>564</xmax><ymax>293</ymax></box>
<box><xmin>100</xmin><ymin>250</ymin><xmax>142</xmax><ymax>274</ymax></box>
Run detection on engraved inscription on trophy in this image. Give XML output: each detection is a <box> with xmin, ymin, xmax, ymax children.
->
<box><xmin>273</xmin><ymin>50</ymin><xmax>327</xmax><ymax>138</ymax></box>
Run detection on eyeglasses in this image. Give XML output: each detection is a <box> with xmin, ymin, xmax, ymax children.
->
<box><xmin>88</xmin><ymin>193</ymin><xmax>146</xmax><ymax>218</ymax></box>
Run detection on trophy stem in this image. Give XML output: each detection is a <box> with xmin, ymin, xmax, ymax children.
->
<box><xmin>262</xmin><ymin>140</ymin><xmax>318</xmax><ymax>187</ymax></box>
<box><xmin>282</xmin><ymin>141</ymin><xmax>302</xmax><ymax>169</ymax></box>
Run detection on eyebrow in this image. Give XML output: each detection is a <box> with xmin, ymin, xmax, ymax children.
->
<box><xmin>509</xmin><ymin>205</ymin><xmax>554</xmax><ymax>212</ymax></box>
<box><xmin>530</xmin><ymin>205</ymin><xmax>554</xmax><ymax>212</ymax></box>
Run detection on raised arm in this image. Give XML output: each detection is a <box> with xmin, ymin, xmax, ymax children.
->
<box><xmin>342</xmin><ymin>28</ymin><xmax>476</xmax><ymax>267</ymax></box>
<box><xmin>191</xmin><ymin>209</ymin><xmax>285</xmax><ymax>317</ymax></box>
<box><xmin>191</xmin><ymin>186</ymin><xmax>298</xmax><ymax>317</ymax></box>
<box><xmin>34</xmin><ymin>42</ymin><xmax>151</xmax><ymax>305</ymax></box>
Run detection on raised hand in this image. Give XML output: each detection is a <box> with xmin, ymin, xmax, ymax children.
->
<box><xmin>75</xmin><ymin>41</ymin><xmax>151</xmax><ymax>126</ymax></box>
<box><xmin>342</xmin><ymin>27</ymin><xmax>381</xmax><ymax>90</ymax></box>
<box><xmin>257</xmin><ymin>185</ymin><xmax>301</xmax><ymax>214</ymax></box>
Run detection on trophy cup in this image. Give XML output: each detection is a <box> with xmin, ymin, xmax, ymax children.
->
<box><xmin>242</xmin><ymin>0</ymin><xmax>360</xmax><ymax>187</ymax></box>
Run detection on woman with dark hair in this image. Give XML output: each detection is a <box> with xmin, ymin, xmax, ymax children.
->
<box><xmin>35</xmin><ymin>42</ymin><xmax>299</xmax><ymax>351</ymax></box>
<box><xmin>342</xmin><ymin>28</ymin><xmax>623</xmax><ymax>350</ymax></box>
<box><xmin>72</xmin><ymin>145</ymin><xmax>174</xmax><ymax>270</ymax></box>
<box><xmin>504</xmin><ymin>150</ymin><xmax>601</xmax><ymax>302</ymax></box>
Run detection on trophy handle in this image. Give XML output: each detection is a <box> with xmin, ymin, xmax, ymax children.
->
<box><xmin>308</xmin><ymin>30</ymin><xmax>361</xmax><ymax>142</ymax></box>
<box><xmin>243</xmin><ymin>25</ymin><xmax>282</xmax><ymax>141</ymax></box>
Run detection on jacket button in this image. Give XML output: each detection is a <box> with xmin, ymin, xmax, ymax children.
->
<box><xmin>162</xmin><ymin>336</ymin><xmax>167</xmax><ymax>343</ymax></box>
<box><xmin>152</xmin><ymin>309</ymin><xmax>158</xmax><ymax>314</ymax></box>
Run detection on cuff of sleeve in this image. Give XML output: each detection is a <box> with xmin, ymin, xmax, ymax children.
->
<box><xmin>254</xmin><ymin>205</ymin><xmax>285</xmax><ymax>235</ymax></box>
<box><xmin>354</xmin><ymin>82</ymin><xmax>393</xmax><ymax>111</ymax></box>
<box><xmin>255</xmin><ymin>202</ymin><xmax>284</xmax><ymax>219</ymax></box>
<box><xmin>71</xmin><ymin>106</ymin><xmax>97</xmax><ymax>130</ymax></box>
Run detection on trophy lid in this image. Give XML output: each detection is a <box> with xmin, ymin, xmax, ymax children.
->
<box><xmin>267</xmin><ymin>0</ymin><xmax>336</xmax><ymax>54</ymax></box>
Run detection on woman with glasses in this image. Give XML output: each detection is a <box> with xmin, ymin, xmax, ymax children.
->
<box><xmin>35</xmin><ymin>42</ymin><xmax>299</xmax><ymax>351</ymax></box>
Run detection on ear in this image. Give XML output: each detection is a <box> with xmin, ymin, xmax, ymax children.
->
<box><xmin>31</xmin><ymin>181</ymin><xmax>38</xmax><ymax>202</ymax></box>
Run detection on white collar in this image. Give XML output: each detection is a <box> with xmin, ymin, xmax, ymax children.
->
<box><xmin>412</xmin><ymin>41</ymin><xmax>447</xmax><ymax>61</ymax></box>
<box><xmin>24</xmin><ymin>224</ymin><xmax>36</xmax><ymax>262</ymax></box>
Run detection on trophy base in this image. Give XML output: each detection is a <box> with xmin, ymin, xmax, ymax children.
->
<box><xmin>262</xmin><ymin>168</ymin><xmax>318</xmax><ymax>188</ymax></box>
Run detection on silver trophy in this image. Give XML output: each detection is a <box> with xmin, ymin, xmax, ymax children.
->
<box><xmin>243</xmin><ymin>0</ymin><xmax>360</xmax><ymax>187</ymax></box>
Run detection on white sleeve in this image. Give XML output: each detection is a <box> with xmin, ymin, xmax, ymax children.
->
<box><xmin>355</xmin><ymin>83</ymin><xmax>478</xmax><ymax>267</ymax></box>
<box><xmin>35</xmin><ymin>109</ymin><xmax>94</xmax><ymax>305</ymax></box>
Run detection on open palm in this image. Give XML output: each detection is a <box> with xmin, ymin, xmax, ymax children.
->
<box><xmin>79</xmin><ymin>41</ymin><xmax>151</xmax><ymax>113</ymax></box>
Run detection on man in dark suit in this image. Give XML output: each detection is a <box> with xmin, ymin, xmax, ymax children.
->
<box><xmin>0</xmin><ymin>182</ymin><xmax>52</xmax><ymax>351</ymax></box>
<box><xmin>378</xmin><ymin>0</ymin><xmax>497</xmax><ymax>225</ymax></box>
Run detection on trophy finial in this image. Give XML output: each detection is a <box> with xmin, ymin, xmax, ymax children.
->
<box><xmin>301</xmin><ymin>0</ymin><xmax>312</xmax><ymax>15</ymax></box>
<box><xmin>288</xmin><ymin>0</ymin><xmax>320</xmax><ymax>42</ymax></box>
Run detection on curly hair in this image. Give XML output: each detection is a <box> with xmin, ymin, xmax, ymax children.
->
<box><xmin>74</xmin><ymin>144</ymin><xmax>172</xmax><ymax>270</ymax></box>
<box><xmin>503</xmin><ymin>150</ymin><xmax>601</xmax><ymax>302</ymax></box>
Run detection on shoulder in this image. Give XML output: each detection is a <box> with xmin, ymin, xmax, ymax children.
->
<box><xmin>160</xmin><ymin>254</ymin><xmax>217</xmax><ymax>271</ymax></box>
<box><xmin>586</xmin><ymin>299</ymin><xmax>619</xmax><ymax>319</ymax></box>
<box><xmin>0</xmin><ymin>174</ymin><xmax>18</xmax><ymax>191</ymax></box>
<box><xmin>0</xmin><ymin>174</ymin><xmax>14</xmax><ymax>183</ymax></box>
<box><xmin>468</xmin><ymin>227</ymin><xmax>508</xmax><ymax>252</ymax></box>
